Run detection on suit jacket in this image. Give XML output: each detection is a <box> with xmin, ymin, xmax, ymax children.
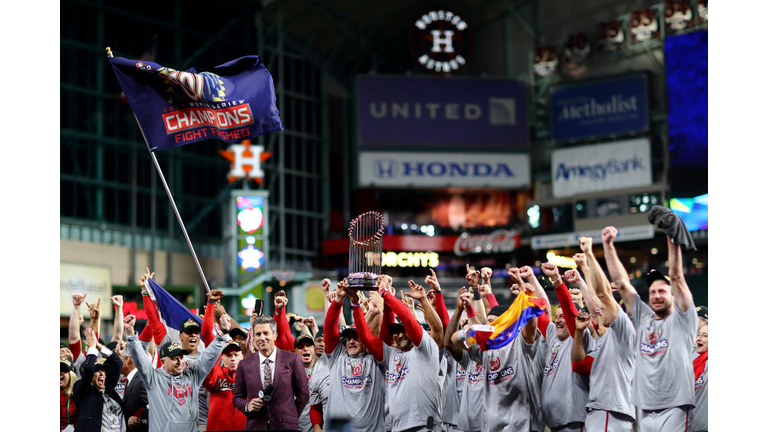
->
<box><xmin>73</xmin><ymin>348</ymin><xmax>124</xmax><ymax>432</ymax></box>
<box><xmin>233</xmin><ymin>347</ymin><xmax>309</xmax><ymax>430</ymax></box>
<box><xmin>123</xmin><ymin>369</ymin><xmax>149</xmax><ymax>431</ymax></box>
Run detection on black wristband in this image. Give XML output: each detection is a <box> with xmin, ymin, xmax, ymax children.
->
<box><xmin>473</xmin><ymin>288</ymin><xmax>482</xmax><ymax>301</ymax></box>
<box><xmin>221</xmin><ymin>328</ymin><xmax>230</xmax><ymax>334</ymax></box>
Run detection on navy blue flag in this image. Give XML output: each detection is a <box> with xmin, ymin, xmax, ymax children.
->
<box><xmin>109</xmin><ymin>55</ymin><xmax>283</xmax><ymax>151</ymax></box>
<box><xmin>144</xmin><ymin>277</ymin><xmax>202</xmax><ymax>331</ymax></box>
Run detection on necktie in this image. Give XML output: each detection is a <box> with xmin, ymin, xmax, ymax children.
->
<box><xmin>263</xmin><ymin>359</ymin><xmax>272</xmax><ymax>387</ymax></box>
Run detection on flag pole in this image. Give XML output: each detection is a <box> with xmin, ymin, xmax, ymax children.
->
<box><xmin>107</xmin><ymin>47</ymin><xmax>211</xmax><ymax>294</ymax></box>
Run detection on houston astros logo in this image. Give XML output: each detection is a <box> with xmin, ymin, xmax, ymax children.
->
<box><xmin>408</xmin><ymin>10</ymin><xmax>474</xmax><ymax>74</ymax></box>
<box><xmin>219</xmin><ymin>140</ymin><xmax>272</xmax><ymax>184</ymax></box>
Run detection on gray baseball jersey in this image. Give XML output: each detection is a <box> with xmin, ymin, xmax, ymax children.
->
<box><xmin>383</xmin><ymin>334</ymin><xmax>442</xmax><ymax>432</ymax></box>
<box><xmin>440</xmin><ymin>348</ymin><xmax>462</xmax><ymax>428</ymax></box>
<box><xmin>470</xmin><ymin>329</ymin><xmax>548</xmax><ymax>432</ymax></box>
<box><xmin>308</xmin><ymin>361</ymin><xmax>331</xmax><ymax>424</ymax></box>
<box><xmin>541</xmin><ymin>322</ymin><xmax>593</xmax><ymax>428</ymax></box>
<box><xmin>126</xmin><ymin>333</ymin><xmax>229</xmax><ymax>432</ymax></box>
<box><xmin>631</xmin><ymin>299</ymin><xmax>697</xmax><ymax>410</ymax></box>
<box><xmin>324</xmin><ymin>343</ymin><xmax>387</xmax><ymax>432</ymax></box>
<box><xmin>299</xmin><ymin>360</ymin><xmax>326</xmax><ymax>432</ymax></box>
<box><xmin>691</xmin><ymin>354</ymin><xmax>707</xmax><ymax>432</ymax></box>
<box><xmin>458</xmin><ymin>350</ymin><xmax>485</xmax><ymax>432</ymax></box>
<box><xmin>585</xmin><ymin>309</ymin><xmax>636</xmax><ymax>419</ymax></box>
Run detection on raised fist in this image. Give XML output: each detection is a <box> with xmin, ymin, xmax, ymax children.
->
<box><xmin>274</xmin><ymin>295</ymin><xmax>288</xmax><ymax>309</ymax></box>
<box><xmin>573</xmin><ymin>253</ymin><xmax>587</xmax><ymax>269</ymax></box>
<box><xmin>321</xmin><ymin>278</ymin><xmax>332</xmax><ymax>294</ymax></box>
<box><xmin>207</xmin><ymin>289</ymin><xmax>224</xmax><ymax>303</ymax></box>
<box><xmin>519</xmin><ymin>266</ymin><xmax>534</xmax><ymax>281</ymax></box>
<box><xmin>602</xmin><ymin>226</ymin><xmax>618</xmax><ymax>245</ymax></box>
<box><xmin>578</xmin><ymin>237</ymin><xmax>593</xmax><ymax>253</ymax></box>
<box><xmin>110</xmin><ymin>295</ymin><xmax>124</xmax><ymax>308</ymax></box>
<box><xmin>541</xmin><ymin>262</ymin><xmax>560</xmax><ymax>279</ymax></box>
<box><xmin>563</xmin><ymin>269</ymin><xmax>581</xmax><ymax>284</ymax></box>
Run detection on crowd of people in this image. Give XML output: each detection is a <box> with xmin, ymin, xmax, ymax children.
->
<box><xmin>60</xmin><ymin>216</ymin><xmax>708</xmax><ymax>432</ymax></box>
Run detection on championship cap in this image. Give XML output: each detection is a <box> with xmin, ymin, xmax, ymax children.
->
<box><xmin>294</xmin><ymin>334</ymin><xmax>315</xmax><ymax>349</ymax></box>
<box><xmin>222</xmin><ymin>340</ymin><xmax>243</xmax><ymax>353</ymax></box>
<box><xmin>159</xmin><ymin>341</ymin><xmax>189</xmax><ymax>358</ymax></box>
<box><xmin>696</xmin><ymin>306</ymin><xmax>708</xmax><ymax>319</ymax></box>
<box><xmin>488</xmin><ymin>304</ymin><xmax>508</xmax><ymax>318</ymax></box>
<box><xmin>388</xmin><ymin>321</ymin><xmax>405</xmax><ymax>335</ymax></box>
<box><xmin>340</xmin><ymin>325</ymin><xmax>358</xmax><ymax>339</ymax></box>
<box><xmin>229</xmin><ymin>327</ymin><xmax>248</xmax><ymax>340</ymax></box>
<box><xmin>646</xmin><ymin>269</ymin><xmax>671</xmax><ymax>287</ymax></box>
<box><xmin>179</xmin><ymin>318</ymin><xmax>201</xmax><ymax>334</ymax></box>
<box><xmin>60</xmin><ymin>357</ymin><xmax>74</xmax><ymax>373</ymax></box>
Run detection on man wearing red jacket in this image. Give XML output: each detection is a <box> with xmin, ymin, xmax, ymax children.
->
<box><xmin>204</xmin><ymin>338</ymin><xmax>247</xmax><ymax>431</ymax></box>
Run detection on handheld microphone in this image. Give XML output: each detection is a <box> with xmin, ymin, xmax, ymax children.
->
<box><xmin>258</xmin><ymin>384</ymin><xmax>275</xmax><ymax>403</ymax></box>
<box><xmin>426</xmin><ymin>416</ymin><xmax>434</xmax><ymax>432</ymax></box>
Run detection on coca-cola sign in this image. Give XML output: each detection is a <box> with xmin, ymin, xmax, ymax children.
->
<box><xmin>453</xmin><ymin>229</ymin><xmax>520</xmax><ymax>256</ymax></box>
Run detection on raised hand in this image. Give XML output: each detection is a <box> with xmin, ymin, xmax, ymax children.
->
<box><xmin>455</xmin><ymin>287</ymin><xmax>468</xmax><ymax>310</ymax></box>
<box><xmin>139</xmin><ymin>267</ymin><xmax>155</xmax><ymax>286</ymax></box>
<box><xmin>321</xmin><ymin>278</ymin><xmax>332</xmax><ymax>294</ymax></box>
<box><xmin>563</xmin><ymin>269</ymin><xmax>582</xmax><ymax>284</ymax></box>
<box><xmin>570</xmin><ymin>288</ymin><xmax>584</xmax><ymax>306</ymax></box>
<box><xmin>481</xmin><ymin>267</ymin><xmax>493</xmax><ymax>285</ymax></box>
<box><xmin>458</xmin><ymin>292</ymin><xmax>473</xmax><ymax>310</ymax></box>
<box><xmin>274</xmin><ymin>295</ymin><xmax>288</xmax><ymax>310</ymax></box>
<box><xmin>405</xmin><ymin>280</ymin><xmax>428</xmax><ymax>301</ymax></box>
<box><xmin>510</xmin><ymin>283</ymin><xmax>521</xmax><ymax>296</ymax></box>
<box><xmin>219</xmin><ymin>314</ymin><xmax>232</xmax><ymax>333</ymax></box>
<box><xmin>376</xmin><ymin>274</ymin><xmax>393</xmax><ymax>294</ymax></box>
<box><xmin>465</xmin><ymin>264</ymin><xmax>480</xmax><ymax>288</ymax></box>
<box><xmin>124</xmin><ymin>314</ymin><xmax>136</xmax><ymax>336</ymax></box>
<box><xmin>578</xmin><ymin>237</ymin><xmax>593</xmax><ymax>253</ymax></box>
<box><xmin>400</xmin><ymin>289</ymin><xmax>415</xmax><ymax>311</ymax></box>
<box><xmin>508</xmin><ymin>267</ymin><xmax>524</xmax><ymax>286</ymax></box>
<box><xmin>519</xmin><ymin>266</ymin><xmax>535</xmax><ymax>281</ymax></box>
<box><xmin>334</xmin><ymin>279</ymin><xmax>348</xmax><ymax>303</ymax></box>
<box><xmin>110</xmin><ymin>295</ymin><xmax>124</xmax><ymax>309</ymax></box>
<box><xmin>541</xmin><ymin>262</ymin><xmax>560</xmax><ymax>281</ymax></box>
<box><xmin>477</xmin><ymin>284</ymin><xmax>491</xmax><ymax>298</ymax></box>
<box><xmin>72</xmin><ymin>293</ymin><xmax>87</xmax><ymax>307</ymax></box>
<box><xmin>84</xmin><ymin>327</ymin><xmax>98</xmax><ymax>348</ymax></box>
<box><xmin>573</xmin><ymin>253</ymin><xmax>587</xmax><ymax>269</ymax></box>
<box><xmin>425</xmin><ymin>268</ymin><xmax>441</xmax><ymax>293</ymax></box>
<box><xmin>86</xmin><ymin>297</ymin><xmax>102</xmax><ymax>320</ymax></box>
<box><xmin>602</xmin><ymin>226</ymin><xmax>618</xmax><ymax>245</ymax></box>
<box><xmin>207</xmin><ymin>289</ymin><xmax>224</xmax><ymax>303</ymax></box>
<box><xmin>574</xmin><ymin>311</ymin><xmax>590</xmax><ymax>331</ymax></box>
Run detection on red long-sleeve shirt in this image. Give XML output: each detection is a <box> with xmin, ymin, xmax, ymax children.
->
<box><xmin>274</xmin><ymin>307</ymin><xmax>295</xmax><ymax>352</ymax></box>
<box><xmin>203</xmin><ymin>363</ymin><xmax>247</xmax><ymax>431</ymax></box>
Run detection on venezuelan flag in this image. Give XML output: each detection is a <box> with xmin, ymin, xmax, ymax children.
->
<box><xmin>485</xmin><ymin>291</ymin><xmax>548</xmax><ymax>350</ymax></box>
<box><xmin>464</xmin><ymin>324</ymin><xmax>495</xmax><ymax>350</ymax></box>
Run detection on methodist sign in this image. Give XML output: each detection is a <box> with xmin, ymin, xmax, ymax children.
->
<box><xmin>551</xmin><ymin>138</ymin><xmax>652</xmax><ymax>198</ymax></box>
<box><xmin>359</xmin><ymin>152</ymin><xmax>530</xmax><ymax>188</ymax></box>
<box><xmin>550</xmin><ymin>74</ymin><xmax>649</xmax><ymax>142</ymax></box>
<box><xmin>357</xmin><ymin>75</ymin><xmax>528</xmax><ymax>150</ymax></box>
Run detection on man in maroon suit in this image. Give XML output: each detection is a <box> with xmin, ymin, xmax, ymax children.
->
<box><xmin>233</xmin><ymin>315</ymin><xmax>309</xmax><ymax>430</ymax></box>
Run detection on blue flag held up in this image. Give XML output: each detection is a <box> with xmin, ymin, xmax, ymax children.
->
<box><xmin>144</xmin><ymin>277</ymin><xmax>202</xmax><ymax>331</ymax></box>
<box><xmin>109</xmin><ymin>55</ymin><xmax>284</xmax><ymax>151</ymax></box>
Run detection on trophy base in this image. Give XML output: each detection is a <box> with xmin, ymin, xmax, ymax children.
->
<box><xmin>347</xmin><ymin>274</ymin><xmax>378</xmax><ymax>290</ymax></box>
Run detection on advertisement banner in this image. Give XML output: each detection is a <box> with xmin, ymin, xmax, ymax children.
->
<box><xmin>550</xmin><ymin>74</ymin><xmax>648</xmax><ymax>142</ymax></box>
<box><xmin>531</xmin><ymin>225</ymin><xmax>655</xmax><ymax>250</ymax></box>
<box><xmin>60</xmin><ymin>263</ymin><xmax>113</xmax><ymax>319</ymax></box>
<box><xmin>358</xmin><ymin>76</ymin><xmax>528</xmax><ymax>149</ymax></box>
<box><xmin>359</xmin><ymin>152</ymin><xmax>530</xmax><ymax>188</ymax></box>
<box><xmin>551</xmin><ymin>138</ymin><xmax>652</xmax><ymax>198</ymax></box>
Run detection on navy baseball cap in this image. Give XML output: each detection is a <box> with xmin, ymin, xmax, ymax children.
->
<box><xmin>179</xmin><ymin>319</ymin><xmax>201</xmax><ymax>334</ymax></box>
<box><xmin>294</xmin><ymin>334</ymin><xmax>315</xmax><ymax>349</ymax></box>
<box><xmin>646</xmin><ymin>269</ymin><xmax>671</xmax><ymax>287</ymax></box>
<box><xmin>340</xmin><ymin>325</ymin><xmax>358</xmax><ymax>339</ymax></box>
<box><xmin>159</xmin><ymin>341</ymin><xmax>189</xmax><ymax>358</ymax></box>
<box><xmin>229</xmin><ymin>327</ymin><xmax>248</xmax><ymax>339</ymax></box>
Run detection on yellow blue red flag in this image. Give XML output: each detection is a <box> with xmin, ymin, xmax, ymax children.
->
<box><xmin>486</xmin><ymin>291</ymin><xmax>548</xmax><ymax>350</ymax></box>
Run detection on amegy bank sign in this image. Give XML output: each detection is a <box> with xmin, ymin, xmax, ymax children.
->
<box><xmin>551</xmin><ymin>138</ymin><xmax>652</xmax><ymax>198</ymax></box>
<box><xmin>359</xmin><ymin>152</ymin><xmax>530</xmax><ymax>188</ymax></box>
